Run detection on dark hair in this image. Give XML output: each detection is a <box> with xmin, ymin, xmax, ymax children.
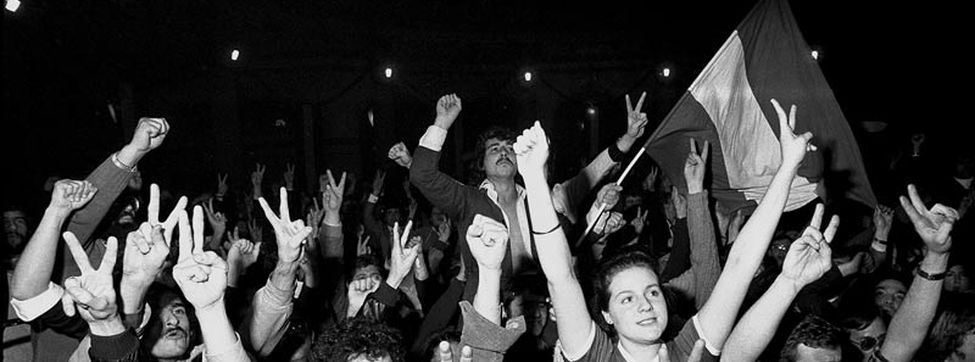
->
<box><xmin>471</xmin><ymin>126</ymin><xmax>518</xmax><ymax>180</ymax></box>
<box><xmin>917</xmin><ymin>295</ymin><xmax>975</xmax><ymax>362</ymax></box>
<box><xmin>592</xmin><ymin>250</ymin><xmax>659</xmax><ymax>312</ymax></box>
<box><xmin>780</xmin><ymin>315</ymin><xmax>843</xmax><ymax>361</ymax></box>
<box><xmin>346</xmin><ymin>254</ymin><xmax>385</xmax><ymax>280</ymax></box>
<box><xmin>141</xmin><ymin>284</ymin><xmax>202</xmax><ymax>358</ymax></box>
<box><xmin>313</xmin><ymin>317</ymin><xmax>406</xmax><ymax>362</ymax></box>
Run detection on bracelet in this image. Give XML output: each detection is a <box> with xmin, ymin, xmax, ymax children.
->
<box><xmin>111</xmin><ymin>152</ymin><xmax>138</xmax><ymax>173</ymax></box>
<box><xmin>608</xmin><ymin>142</ymin><xmax>625</xmax><ymax>163</ymax></box>
<box><xmin>916</xmin><ymin>266</ymin><xmax>947</xmax><ymax>281</ymax></box>
<box><xmin>532</xmin><ymin>223</ymin><xmax>562</xmax><ymax>235</ymax></box>
<box><xmin>367</xmin><ymin>194</ymin><xmax>380</xmax><ymax>203</ymax></box>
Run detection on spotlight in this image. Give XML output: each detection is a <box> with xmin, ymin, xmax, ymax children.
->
<box><xmin>662</xmin><ymin>67</ymin><xmax>671</xmax><ymax>78</ymax></box>
<box><xmin>384</xmin><ymin>67</ymin><xmax>393</xmax><ymax>79</ymax></box>
<box><xmin>6</xmin><ymin>0</ymin><xmax>21</xmax><ymax>12</ymax></box>
<box><xmin>230</xmin><ymin>49</ymin><xmax>240</xmax><ymax>61</ymax></box>
<box><xmin>586</xmin><ymin>106</ymin><xmax>597</xmax><ymax>116</ymax></box>
<box><xmin>811</xmin><ymin>50</ymin><xmax>820</xmax><ymax>60</ymax></box>
<box><xmin>523</xmin><ymin>71</ymin><xmax>533</xmax><ymax>82</ymax></box>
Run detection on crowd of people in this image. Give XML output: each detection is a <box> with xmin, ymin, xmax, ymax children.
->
<box><xmin>2</xmin><ymin>92</ymin><xmax>973</xmax><ymax>361</ymax></box>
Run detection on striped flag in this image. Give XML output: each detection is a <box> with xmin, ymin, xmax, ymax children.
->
<box><xmin>645</xmin><ymin>0</ymin><xmax>876</xmax><ymax>213</ymax></box>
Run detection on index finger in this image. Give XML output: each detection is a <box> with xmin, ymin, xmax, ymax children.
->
<box><xmin>459</xmin><ymin>346</ymin><xmax>472</xmax><ymax>362</ymax></box>
<box><xmin>401</xmin><ymin>220</ymin><xmax>414</xmax><ymax>248</ymax></box>
<box><xmin>823</xmin><ymin>215</ymin><xmax>840</xmax><ymax>243</ymax></box>
<box><xmin>177</xmin><ymin>211</ymin><xmax>193</xmax><ymax>263</ymax></box>
<box><xmin>192</xmin><ymin>206</ymin><xmax>205</xmax><ymax>255</ymax></box>
<box><xmin>625</xmin><ymin>94</ymin><xmax>633</xmax><ymax>112</ymax></box>
<box><xmin>257</xmin><ymin>197</ymin><xmax>280</xmax><ymax>225</ymax></box>
<box><xmin>62</xmin><ymin>232</ymin><xmax>94</xmax><ymax>274</ymax></box>
<box><xmin>338</xmin><ymin>172</ymin><xmax>347</xmax><ymax>191</ymax></box>
<box><xmin>701</xmin><ymin>140</ymin><xmax>710</xmax><ymax>163</ymax></box>
<box><xmin>99</xmin><ymin>236</ymin><xmax>119</xmax><ymax>271</ymax></box>
<box><xmin>149</xmin><ymin>183</ymin><xmax>161</xmax><ymax>224</ymax></box>
<box><xmin>392</xmin><ymin>222</ymin><xmax>401</xmax><ymax>252</ymax></box>
<box><xmin>907</xmin><ymin>184</ymin><xmax>930</xmax><ymax>217</ymax></box>
<box><xmin>809</xmin><ymin>203</ymin><xmax>825</xmax><ymax>230</ymax></box>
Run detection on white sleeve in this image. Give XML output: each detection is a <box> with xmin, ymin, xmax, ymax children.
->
<box><xmin>10</xmin><ymin>282</ymin><xmax>64</xmax><ymax>321</ymax></box>
<box><xmin>692</xmin><ymin>314</ymin><xmax>722</xmax><ymax>355</ymax></box>
<box><xmin>418</xmin><ymin>125</ymin><xmax>449</xmax><ymax>152</ymax></box>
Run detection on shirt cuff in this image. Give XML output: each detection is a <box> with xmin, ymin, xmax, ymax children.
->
<box><xmin>692</xmin><ymin>314</ymin><xmax>721</xmax><ymax>356</ymax></box>
<box><xmin>419</xmin><ymin>125</ymin><xmax>449</xmax><ymax>152</ymax></box>
<box><xmin>204</xmin><ymin>333</ymin><xmax>250</xmax><ymax>361</ymax></box>
<box><xmin>459</xmin><ymin>301</ymin><xmax>526</xmax><ymax>355</ymax></box>
<box><xmin>560</xmin><ymin>320</ymin><xmax>596</xmax><ymax>361</ymax></box>
<box><xmin>11</xmin><ymin>282</ymin><xmax>64</xmax><ymax>321</ymax></box>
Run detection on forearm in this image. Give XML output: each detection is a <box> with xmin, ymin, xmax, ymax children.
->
<box><xmin>882</xmin><ymin>252</ymin><xmax>949</xmax><ymax>361</ymax></box>
<box><xmin>523</xmin><ymin>171</ymin><xmax>573</xmax><ymax>280</ymax></box>
<box><xmin>726</xmin><ymin>165</ymin><xmax>797</xmax><ymax>269</ymax></box>
<box><xmin>118</xmin><ymin>278</ymin><xmax>152</xmax><ymax>316</ymax></box>
<box><xmin>473</xmin><ymin>268</ymin><xmax>502</xmax><ymax>325</ymax></box>
<box><xmin>68</xmin><ymin>155</ymin><xmax>134</xmax><ymax>247</ymax></box>
<box><xmin>697</xmin><ymin>162</ymin><xmax>798</xmax><ymax>349</ymax></box>
<box><xmin>686</xmin><ymin>192</ymin><xmax>720</xmax><ymax>306</ymax></box>
<box><xmin>268</xmin><ymin>260</ymin><xmax>299</xmax><ymax>293</ymax></box>
<box><xmin>245</xmin><ymin>275</ymin><xmax>297</xmax><ymax>356</ymax></box>
<box><xmin>723</xmin><ymin>276</ymin><xmax>801</xmax><ymax>361</ymax></box>
<box><xmin>11</xmin><ymin>207</ymin><xmax>69</xmax><ymax>299</ymax></box>
<box><xmin>196</xmin><ymin>304</ymin><xmax>241</xmax><ymax>358</ymax></box>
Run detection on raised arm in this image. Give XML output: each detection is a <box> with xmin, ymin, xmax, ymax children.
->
<box><xmin>682</xmin><ymin>139</ymin><xmax>721</xmax><ymax>308</ymax></box>
<box><xmin>408</xmin><ymin>94</ymin><xmax>473</xmax><ymax>218</ymax></box>
<box><xmin>67</xmin><ymin>118</ymin><xmax>168</xmax><ymax>249</ymax></box>
<box><xmin>10</xmin><ymin>180</ymin><xmax>96</xmax><ymax>301</ymax></box>
<box><xmin>557</xmin><ymin>93</ymin><xmax>650</xmax><ymax>219</ymax></box>
<box><xmin>461</xmin><ymin>214</ymin><xmax>525</xmax><ymax>362</ymax></box>
<box><xmin>173</xmin><ymin>207</ymin><xmax>252</xmax><ymax>361</ymax></box>
<box><xmin>245</xmin><ymin>187</ymin><xmax>313</xmax><ymax>356</ymax></box>
<box><xmin>514</xmin><ymin>122</ymin><xmax>594</xmax><ymax>358</ymax></box>
<box><xmin>879</xmin><ymin>184</ymin><xmax>957</xmax><ymax>361</ymax></box>
<box><xmin>723</xmin><ymin>204</ymin><xmax>837</xmax><ymax>360</ymax></box>
<box><xmin>60</xmin><ymin>233</ymin><xmax>144</xmax><ymax>362</ymax></box>
<box><xmin>695</xmin><ymin>99</ymin><xmax>816</xmax><ymax>351</ymax></box>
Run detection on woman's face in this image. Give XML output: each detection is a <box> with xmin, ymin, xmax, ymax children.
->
<box><xmin>874</xmin><ymin>279</ymin><xmax>907</xmax><ymax>318</ymax></box>
<box><xmin>601</xmin><ymin>266</ymin><xmax>668</xmax><ymax>344</ymax></box>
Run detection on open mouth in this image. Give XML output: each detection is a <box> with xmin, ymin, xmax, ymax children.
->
<box><xmin>164</xmin><ymin>329</ymin><xmax>186</xmax><ymax>339</ymax></box>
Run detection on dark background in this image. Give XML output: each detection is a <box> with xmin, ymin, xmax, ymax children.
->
<box><xmin>1</xmin><ymin>0</ymin><xmax>959</xmax><ymax>209</ymax></box>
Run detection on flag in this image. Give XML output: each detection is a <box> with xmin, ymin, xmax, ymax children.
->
<box><xmin>644</xmin><ymin>0</ymin><xmax>876</xmax><ymax>213</ymax></box>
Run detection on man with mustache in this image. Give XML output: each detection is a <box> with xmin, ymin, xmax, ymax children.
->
<box><xmin>407</xmin><ymin>94</ymin><xmax>647</xmax><ymax>302</ymax></box>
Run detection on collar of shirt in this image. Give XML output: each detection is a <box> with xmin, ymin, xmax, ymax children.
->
<box><xmin>478</xmin><ymin>179</ymin><xmax>533</xmax><ymax>259</ymax></box>
<box><xmin>617</xmin><ymin>341</ymin><xmax>662</xmax><ymax>362</ymax></box>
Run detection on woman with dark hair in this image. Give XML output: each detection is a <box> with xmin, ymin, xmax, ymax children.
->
<box><xmin>512</xmin><ymin>99</ymin><xmax>816</xmax><ymax>361</ymax></box>
<box><xmin>918</xmin><ymin>295</ymin><xmax>975</xmax><ymax>362</ymax></box>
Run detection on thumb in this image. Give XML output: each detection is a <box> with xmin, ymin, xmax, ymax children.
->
<box><xmin>658</xmin><ymin>342</ymin><xmax>670</xmax><ymax>362</ymax></box>
<box><xmin>687</xmin><ymin>339</ymin><xmax>706</xmax><ymax>362</ymax></box>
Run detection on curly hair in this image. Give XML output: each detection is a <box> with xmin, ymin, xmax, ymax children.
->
<box><xmin>780</xmin><ymin>315</ymin><xmax>843</xmax><ymax>361</ymax></box>
<box><xmin>469</xmin><ymin>126</ymin><xmax>518</xmax><ymax>182</ymax></box>
<box><xmin>313</xmin><ymin>317</ymin><xmax>405</xmax><ymax>362</ymax></box>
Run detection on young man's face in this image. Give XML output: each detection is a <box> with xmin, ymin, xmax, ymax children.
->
<box><xmin>3</xmin><ymin>210</ymin><xmax>28</xmax><ymax>250</ymax></box>
<box><xmin>150</xmin><ymin>299</ymin><xmax>193</xmax><ymax>359</ymax></box>
<box><xmin>482</xmin><ymin>137</ymin><xmax>517</xmax><ymax>180</ymax></box>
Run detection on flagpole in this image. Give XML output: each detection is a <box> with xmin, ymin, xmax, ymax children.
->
<box><xmin>573</xmin><ymin>146</ymin><xmax>647</xmax><ymax>248</ymax></box>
